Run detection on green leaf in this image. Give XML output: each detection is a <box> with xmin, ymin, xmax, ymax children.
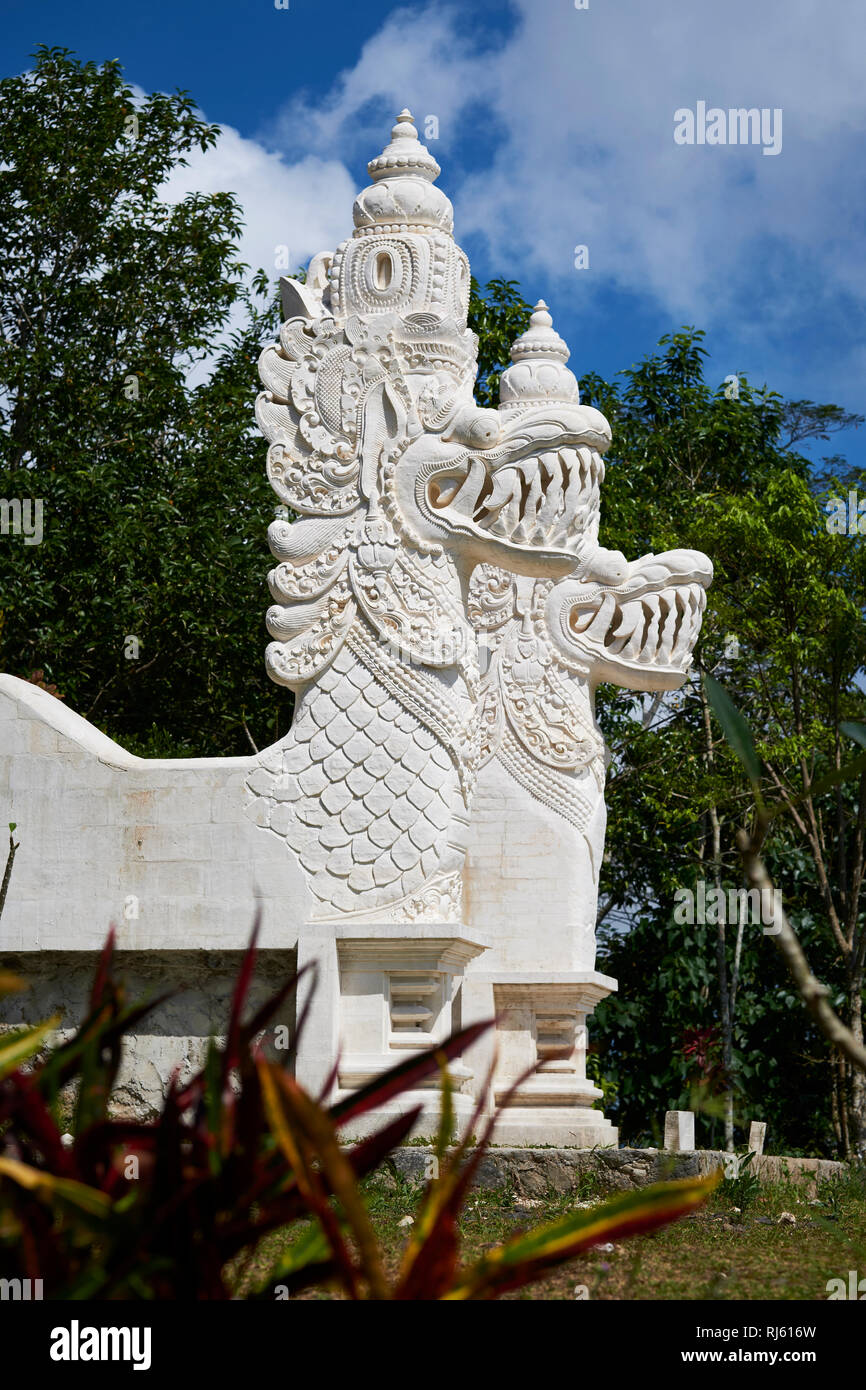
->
<box><xmin>703</xmin><ymin>672</ymin><xmax>763</xmax><ymax>793</ymax></box>
<box><xmin>0</xmin><ymin>1156</ymin><xmax>112</xmax><ymax>1219</ymax></box>
<box><xmin>840</xmin><ymin>721</ymin><xmax>866</xmax><ymax>750</ymax></box>
<box><xmin>0</xmin><ymin>1013</ymin><xmax>61</xmax><ymax>1079</ymax></box>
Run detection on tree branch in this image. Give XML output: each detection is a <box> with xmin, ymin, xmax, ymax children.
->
<box><xmin>0</xmin><ymin>825</ymin><xmax>20</xmax><ymax>922</ymax></box>
<box><xmin>736</xmin><ymin>826</ymin><xmax>866</xmax><ymax>1075</ymax></box>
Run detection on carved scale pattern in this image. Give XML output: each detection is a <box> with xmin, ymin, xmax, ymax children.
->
<box><xmin>246</xmin><ymin>112</ymin><xmax>713</xmax><ymax>933</ymax></box>
<box><xmin>256</xmin><ymin>628</ymin><xmax>471</xmax><ymax>921</ymax></box>
<box><xmin>249</xmin><ymin>259</ymin><xmax>482</xmax><ymax>920</ymax></box>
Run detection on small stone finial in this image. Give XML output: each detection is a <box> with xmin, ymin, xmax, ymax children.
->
<box><xmin>394</xmin><ymin>108</ymin><xmax>417</xmax><ymax>137</ymax></box>
<box><xmin>366</xmin><ymin>107</ymin><xmax>441</xmax><ymax>184</ymax></box>
<box><xmin>499</xmin><ymin>298</ymin><xmax>580</xmax><ymax>412</ymax></box>
<box><xmin>530</xmin><ymin>299</ymin><xmax>553</xmax><ymax>327</ymax></box>
<box><xmin>510</xmin><ymin>301</ymin><xmax>571</xmax><ymax>364</ymax></box>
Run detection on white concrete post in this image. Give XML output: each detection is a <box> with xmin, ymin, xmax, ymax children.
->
<box><xmin>663</xmin><ymin>1109</ymin><xmax>695</xmax><ymax>1152</ymax></box>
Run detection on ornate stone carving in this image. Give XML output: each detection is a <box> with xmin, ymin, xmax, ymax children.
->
<box><xmin>0</xmin><ymin>108</ymin><xmax>713</xmax><ymax>1144</ymax></box>
<box><xmin>246</xmin><ymin>112</ymin><xmax>617</xmax><ymax>926</ymax></box>
<box><xmin>467</xmin><ymin>555</ymin><xmax>711</xmax><ymax>959</ymax></box>
<box><xmin>244</xmin><ymin>109</ymin><xmax>712</xmax><ymax>1143</ymax></box>
<box><xmin>465</xmin><ymin>304</ymin><xmax>713</xmax><ymax>974</ymax></box>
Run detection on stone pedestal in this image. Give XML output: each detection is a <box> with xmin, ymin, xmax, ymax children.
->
<box><xmin>295</xmin><ymin>923</ymin><xmax>489</xmax><ymax>1138</ymax></box>
<box><xmin>290</xmin><ymin>938</ymin><xmax>617</xmax><ymax>1144</ymax></box>
<box><xmin>475</xmin><ymin>973</ymin><xmax>618</xmax><ymax>1147</ymax></box>
<box><xmin>664</xmin><ymin>1110</ymin><xmax>695</xmax><ymax>1152</ymax></box>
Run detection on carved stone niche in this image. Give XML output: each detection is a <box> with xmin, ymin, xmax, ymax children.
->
<box><xmin>295</xmin><ymin>924</ymin><xmax>488</xmax><ymax>1138</ymax></box>
<box><xmin>477</xmin><ymin>975</ymin><xmax>618</xmax><ymax>1147</ymax></box>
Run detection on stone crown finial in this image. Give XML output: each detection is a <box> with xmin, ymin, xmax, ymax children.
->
<box><xmin>352</xmin><ymin>108</ymin><xmax>453</xmax><ymax>236</ymax></box>
<box><xmin>366</xmin><ymin>107</ymin><xmax>442</xmax><ymax>184</ymax></box>
<box><xmin>510</xmin><ymin>301</ymin><xmax>571</xmax><ymax>364</ymax></box>
<box><xmin>499</xmin><ymin>300</ymin><xmax>581</xmax><ymax>411</ymax></box>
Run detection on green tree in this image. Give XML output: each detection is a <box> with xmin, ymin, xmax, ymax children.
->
<box><xmin>0</xmin><ymin>52</ymin><xmax>538</xmax><ymax>757</ymax></box>
<box><xmin>0</xmin><ymin>47</ymin><xmax>282</xmax><ymax>754</ymax></box>
<box><xmin>583</xmin><ymin>332</ymin><xmax>866</xmax><ymax>1155</ymax></box>
<box><xmin>468</xmin><ymin>276</ymin><xmax>532</xmax><ymax>408</ymax></box>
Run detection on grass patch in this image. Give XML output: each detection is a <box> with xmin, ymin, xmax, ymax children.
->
<box><xmin>230</xmin><ymin>1165</ymin><xmax>866</xmax><ymax>1300</ymax></box>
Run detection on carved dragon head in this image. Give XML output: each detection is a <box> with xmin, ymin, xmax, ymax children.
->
<box><xmin>545</xmin><ymin>548</ymin><xmax>713</xmax><ymax>691</ymax></box>
<box><xmin>470</xmin><ymin>547</ymin><xmax>712</xmax><ymax>805</ymax></box>
<box><xmin>256</xmin><ymin>111</ymin><xmax>614</xmax><ymax>692</ymax></box>
<box><xmin>467</xmin><ymin>291</ymin><xmax>713</xmax><ymax>743</ymax></box>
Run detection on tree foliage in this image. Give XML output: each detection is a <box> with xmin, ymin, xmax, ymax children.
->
<box><xmin>583</xmin><ymin>332</ymin><xmax>866</xmax><ymax>1153</ymax></box>
<box><xmin>0</xmin><ymin>47</ymin><xmax>282</xmax><ymax>754</ymax></box>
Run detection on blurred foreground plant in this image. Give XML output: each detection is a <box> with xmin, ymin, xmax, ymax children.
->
<box><xmin>0</xmin><ymin>923</ymin><xmax>717</xmax><ymax>1298</ymax></box>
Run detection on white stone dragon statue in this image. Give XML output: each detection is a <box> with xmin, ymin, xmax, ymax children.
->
<box><xmin>246</xmin><ymin>112</ymin><xmax>632</xmax><ymax>927</ymax></box>
<box><xmin>245</xmin><ymin>111</ymin><xmax>712</xmax><ymax>1136</ymax></box>
<box><xmin>464</xmin><ymin>303</ymin><xmax>712</xmax><ymax>973</ymax></box>
<box><xmin>0</xmin><ymin>110</ymin><xmax>713</xmax><ymax>1138</ymax></box>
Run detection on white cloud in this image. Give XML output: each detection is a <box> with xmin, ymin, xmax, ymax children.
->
<box><xmin>148</xmin><ymin>0</ymin><xmax>866</xmax><ymax>421</ymax></box>
<box><xmin>162</xmin><ymin>123</ymin><xmax>356</xmax><ymax>281</ymax></box>
<box><xmin>264</xmin><ymin>2</ymin><xmax>484</xmax><ymax>167</ymax></box>
<box><xmin>153</xmin><ymin>112</ymin><xmax>356</xmax><ymax>381</ymax></box>
<box><xmin>255</xmin><ymin>0</ymin><xmax>866</xmax><ymax>416</ymax></box>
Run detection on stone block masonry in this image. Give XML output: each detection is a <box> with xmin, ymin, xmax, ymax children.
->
<box><xmin>389</xmin><ymin>1147</ymin><xmax>847</xmax><ymax>1197</ymax></box>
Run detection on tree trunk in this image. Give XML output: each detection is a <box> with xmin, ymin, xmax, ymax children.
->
<box><xmin>849</xmin><ymin>983</ymin><xmax>866</xmax><ymax>1155</ymax></box>
<box><xmin>700</xmin><ymin>677</ymin><xmax>735</xmax><ymax>1151</ymax></box>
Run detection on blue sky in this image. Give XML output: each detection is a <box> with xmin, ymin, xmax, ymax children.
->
<box><xmin>5</xmin><ymin>0</ymin><xmax>866</xmax><ymax>470</ymax></box>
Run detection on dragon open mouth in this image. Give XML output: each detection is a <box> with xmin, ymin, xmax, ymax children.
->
<box><xmin>428</xmin><ymin>445</ymin><xmax>603</xmax><ymax>552</ymax></box>
<box><xmin>569</xmin><ymin>583</ymin><xmax>707</xmax><ymax>671</ymax></box>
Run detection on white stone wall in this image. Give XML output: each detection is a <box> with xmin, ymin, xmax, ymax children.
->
<box><xmin>0</xmin><ymin>949</ymin><xmax>297</xmax><ymax>1119</ymax></box>
<box><xmin>0</xmin><ymin>674</ymin><xmax>311</xmax><ymax>953</ymax></box>
<box><xmin>0</xmin><ymin>675</ymin><xmax>308</xmax><ymax>1117</ymax></box>
<box><xmin>465</xmin><ymin>755</ymin><xmax>603</xmax><ymax>972</ymax></box>
<box><xmin>0</xmin><ymin>674</ymin><xmax>617</xmax><ymax>1142</ymax></box>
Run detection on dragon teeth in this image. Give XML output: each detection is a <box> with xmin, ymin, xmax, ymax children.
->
<box><xmin>441</xmin><ymin>445</ymin><xmax>605</xmax><ymax>549</ymax></box>
<box><xmin>656</xmin><ymin>591</ymin><xmax>680</xmax><ymax>661</ymax></box>
<box><xmin>447</xmin><ymin>457</ymin><xmax>487</xmax><ymax>518</ymax></box>
<box><xmin>584</xmin><ymin>592</ymin><xmax>618</xmax><ymax>642</ymax></box>
<box><xmin>640</xmin><ymin>603</ymin><xmax>663</xmax><ymax>661</ymax></box>
<box><xmin>482</xmin><ymin>466</ymin><xmax>520</xmax><ymax>513</ymax></box>
<box><xmin>534</xmin><ymin>453</ymin><xmax>564</xmax><ymax>536</ymax></box>
<box><xmin>524</xmin><ymin>466</ymin><xmax>544</xmax><ymax>519</ymax></box>
<box><xmin>573</xmin><ymin>585</ymin><xmax>701</xmax><ymax>671</ymax></box>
